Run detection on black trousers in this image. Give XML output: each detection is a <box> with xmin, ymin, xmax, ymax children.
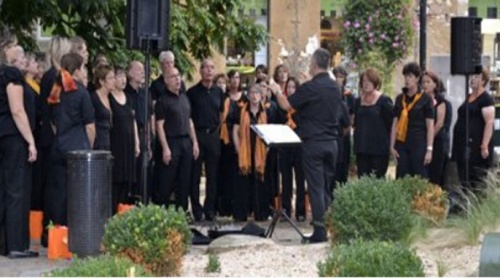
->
<box><xmin>157</xmin><ymin>137</ymin><xmax>193</xmax><ymax>211</ymax></box>
<box><xmin>264</xmin><ymin>147</ymin><xmax>278</xmax><ymax>217</ymax></box>
<box><xmin>301</xmin><ymin>140</ymin><xmax>337</xmax><ymax>224</ymax></box>
<box><xmin>42</xmin><ymin>145</ymin><xmax>69</xmax><ymax>246</ymax></box>
<box><xmin>233</xmin><ymin>169</ymin><xmax>270</xmax><ymax>222</ymax></box>
<box><xmin>456</xmin><ymin>160</ymin><xmax>490</xmax><ymax>193</ymax></box>
<box><xmin>356</xmin><ymin>153</ymin><xmax>389</xmax><ymax>179</ymax></box>
<box><xmin>395</xmin><ymin>141</ymin><xmax>428</xmax><ymax>179</ymax></box>
<box><xmin>334</xmin><ymin>135</ymin><xmax>351</xmax><ymax>185</ymax></box>
<box><xmin>279</xmin><ymin>146</ymin><xmax>306</xmax><ymax>218</ymax></box>
<box><xmin>30</xmin><ymin>139</ymin><xmax>47</xmax><ymax>210</ymax></box>
<box><xmin>0</xmin><ymin>135</ymin><xmax>32</xmax><ymax>253</ymax></box>
<box><xmin>217</xmin><ymin>142</ymin><xmax>237</xmax><ymax>217</ymax></box>
<box><xmin>428</xmin><ymin>137</ymin><xmax>449</xmax><ymax>187</ymax></box>
<box><xmin>190</xmin><ymin>130</ymin><xmax>220</xmax><ymax>218</ymax></box>
<box><xmin>112</xmin><ymin>182</ymin><xmax>132</xmax><ymax>214</ymax></box>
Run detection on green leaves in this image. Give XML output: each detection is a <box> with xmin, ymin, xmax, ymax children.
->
<box><xmin>317</xmin><ymin>239</ymin><xmax>425</xmax><ymax>277</ymax></box>
<box><xmin>1</xmin><ymin>0</ymin><xmax>267</xmax><ymax>80</ymax></box>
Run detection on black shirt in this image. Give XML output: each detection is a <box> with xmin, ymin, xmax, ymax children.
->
<box><xmin>90</xmin><ymin>91</ymin><xmax>112</xmax><ymax>151</ymax></box>
<box><xmin>353</xmin><ymin>95</ymin><xmax>394</xmax><ymax>155</ymax></box>
<box><xmin>434</xmin><ymin>93</ymin><xmax>452</xmax><ymax>143</ymax></box>
<box><xmin>186</xmin><ymin>82</ymin><xmax>224</xmax><ymax>130</ymax></box>
<box><xmin>452</xmin><ymin>92</ymin><xmax>494</xmax><ymax>164</ymax></box>
<box><xmin>50</xmin><ymin>82</ymin><xmax>95</xmax><ymax>153</ymax></box>
<box><xmin>39</xmin><ymin>67</ymin><xmax>58</xmax><ymax>146</ymax></box>
<box><xmin>0</xmin><ymin>65</ymin><xmax>35</xmax><ymax>139</ymax></box>
<box><xmin>124</xmin><ymin>83</ymin><xmax>153</xmax><ymax>129</ymax></box>
<box><xmin>393</xmin><ymin>91</ymin><xmax>434</xmax><ymax>146</ymax></box>
<box><xmin>288</xmin><ymin>72</ymin><xmax>341</xmax><ymax>141</ymax></box>
<box><xmin>150</xmin><ymin>75</ymin><xmax>186</xmax><ymax>102</ymax></box>
<box><xmin>338</xmin><ymin>100</ymin><xmax>351</xmax><ymax>137</ymax></box>
<box><xmin>155</xmin><ymin>89</ymin><xmax>191</xmax><ymax>138</ymax></box>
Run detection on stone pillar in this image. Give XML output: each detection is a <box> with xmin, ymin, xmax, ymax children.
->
<box><xmin>268</xmin><ymin>0</ymin><xmax>321</xmax><ymax>78</ymax></box>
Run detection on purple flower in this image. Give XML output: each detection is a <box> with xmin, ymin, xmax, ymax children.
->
<box><xmin>354</xmin><ymin>21</ymin><xmax>360</xmax><ymax>28</ymax></box>
<box><xmin>344</xmin><ymin>21</ymin><xmax>351</xmax><ymax>28</ymax></box>
<box><xmin>369</xmin><ymin>32</ymin><xmax>374</xmax><ymax>38</ymax></box>
<box><xmin>380</xmin><ymin>33</ymin><xmax>386</xmax><ymax>39</ymax></box>
<box><xmin>392</xmin><ymin>42</ymin><xmax>400</xmax><ymax>48</ymax></box>
<box><xmin>369</xmin><ymin>38</ymin><xmax>375</xmax><ymax>45</ymax></box>
<box><xmin>365</xmin><ymin>24</ymin><xmax>370</xmax><ymax>31</ymax></box>
<box><xmin>397</xmin><ymin>14</ymin><xmax>403</xmax><ymax>19</ymax></box>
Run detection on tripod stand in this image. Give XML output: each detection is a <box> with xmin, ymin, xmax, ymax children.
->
<box><xmin>250</xmin><ymin>124</ymin><xmax>306</xmax><ymax>242</ymax></box>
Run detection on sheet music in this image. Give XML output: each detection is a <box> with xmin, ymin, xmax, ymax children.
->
<box><xmin>251</xmin><ymin>124</ymin><xmax>302</xmax><ymax>146</ymax></box>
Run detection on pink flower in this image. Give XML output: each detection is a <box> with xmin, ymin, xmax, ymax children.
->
<box><xmin>365</xmin><ymin>24</ymin><xmax>370</xmax><ymax>31</ymax></box>
<box><xmin>344</xmin><ymin>21</ymin><xmax>351</xmax><ymax>28</ymax></box>
<box><xmin>369</xmin><ymin>38</ymin><xmax>375</xmax><ymax>45</ymax></box>
<box><xmin>392</xmin><ymin>42</ymin><xmax>400</xmax><ymax>48</ymax></box>
<box><xmin>354</xmin><ymin>21</ymin><xmax>360</xmax><ymax>28</ymax></box>
<box><xmin>397</xmin><ymin>14</ymin><xmax>403</xmax><ymax>19</ymax></box>
<box><xmin>358</xmin><ymin>48</ymin><xmax>362</xmax><ymax>54</ymax></box>
<box><xmin>380</xmin><ymin>33</ymin><xmax>386</xmax><ymax>39</ymax></box>
<box><xmin>369</xmin><ymin>32</ymin><xmax>374</xmax><ymax>38</ymax></box>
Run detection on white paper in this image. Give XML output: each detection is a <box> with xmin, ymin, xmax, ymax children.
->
<box><xmin>495</xmin><ymin>119</ymin><xmax>500</xmax><ymax>130</ymax></box>
<box><xmin>251</xmin><ymin>124</ymin><xmax>302</xmax><ymax>146</ymax></box>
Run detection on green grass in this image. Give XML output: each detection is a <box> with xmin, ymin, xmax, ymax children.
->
<box><xmin>205</xmin><ymin>253</ymin><xmax>221</xmax><ymax>273</ymax></box>
<box><xmin>436</xmin><ymin>260</ymin><xmax>449</xmax><ymax>277</ymax></box>
<box><xmin>445</xmin><ymin>170</ymin><xmax>500</xmax><ymax>245</ymax></box>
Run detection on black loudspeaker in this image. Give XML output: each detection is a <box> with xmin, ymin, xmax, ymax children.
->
<box><xmin>126</xmin><ymin>0</ymin><xmax>170</xmax><ymax>50</ymax></box>
<box><xmin>451</xmin><ymin>17</ymin><xmax>483</xmax><ymax>75</ymax></box>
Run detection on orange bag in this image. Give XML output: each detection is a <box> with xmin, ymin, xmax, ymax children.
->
<box><xmin>47</xmin><ymin>226</ymin><xmax>72</xmax><ymax>260</ymax></box>
<box><xmin>29</xmin><ymin>211</ymin><xmax>43</xmax><ymax>240</ymax></box>
<box><xmin>117</xmin><ymin>203</ymin><xmax>135</xmax><ymax>215</ymax></box>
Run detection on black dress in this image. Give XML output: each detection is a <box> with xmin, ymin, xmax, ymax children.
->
<box><xmin>353</xmin><ymin>95</ymin><xmax>394</xmax><ymax>178</ymax></box>
<box><xmin>452</xmin><ymin>92</ymin><xmax>494</xmax><ymax>190</ymax></box>
<box><xmin>91</xmin><ymin>92</ymin><xmax>111</xmax><ymax>151</ymax></box>
<box><xmin>110</xmin><ymin>94</ymin><xmax>136</xmax><ymax>210</ymax></box>
<box><xmin>428</xmin><ymin>94</ymin><xmax>452</xmax><ymax>186</ymax></box>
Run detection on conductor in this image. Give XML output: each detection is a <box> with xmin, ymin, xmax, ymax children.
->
<box><xmin>271</xmin><ymin>48</ymin><xmax>341</xmax><ymax>243</ymax></box>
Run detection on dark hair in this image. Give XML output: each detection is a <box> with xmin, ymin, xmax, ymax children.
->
<box><xmin>227</xmin><ymin>70</ymin><xmax>241</xmax><ymax>91</ymax></box>
<box><xmin>285</xmin><ymin>76</ymin><xmax>300</xmax><ymax>93</ymax></box>
<box><xmin>273</xmin><ymin>64</ymin><xmax>288</xmax><ymax>84</ymax></box>
<box><xmin>61</xmin><ymin>53</ymin><xmax>84</xmax><ymax>75</ymax></box>
<box><xmin>255</xmin><ymin>77</ymin><xmax>268</xmax><ymax>84</ymax></box>
<box><xmin>114</xmin><ymin>65</ymin><xmax>126</xmax><ymax>76</ymax></box>
<box><xmin>421</xmin><ymin>70</ymin><xmax>446</xmax><ymax>94</ymax></box>
<box><xmin>333</xmin><ymin>66</ymin><xmax>348</xmax><ymax>86</ymax></box>
<box><xmin>360</xmin><ymin>68</ymin><xmax>382</xmax><ymax>90</ymax></box>
<box><xmin>402</xmin><ymin>62</ymin><xmax>421</xmax><ymax>78</ymax></box>
<box><xmin>93</xmin><ymin>64</ymin><xmax>114</xmax><ymax>89</ymax></box>
<box><xmin>0</xmin><ymin>28</ymin><xmax>17</xmax><ymax>63</ymax></box>
<box><xmin>255</xmin><ymin>64</ymin><xmax>268</xmax><ymax>74</ymax></box>
<box><xmin>312</xmin><ymin>48</ymin><xmax>331</xmax><ymax>70</ymax></box>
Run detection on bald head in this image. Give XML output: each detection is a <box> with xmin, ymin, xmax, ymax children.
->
<box><xmin>127</xmin><ymin>60</ymin><xmax>145</xmax><ymax>86</ymax></box>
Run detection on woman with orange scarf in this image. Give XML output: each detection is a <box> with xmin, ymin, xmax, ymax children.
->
<box><xmin>218</xmin><ymin>70</ymin><xmax>246</xmax><ymax>217</ymax></box>
<box><xmin>390</xmin><ymin>62</ymin><xmax>434</xmax><ymax>178</ymax></box>
<box><xmin>232</xmin><ymin>84</ymin><xmax>272</xmax><ymax>222</ymax></box>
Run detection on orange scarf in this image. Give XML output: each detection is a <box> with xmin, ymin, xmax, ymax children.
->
<box><xmin>47</xmin><ymin>70</ymin><xmax>77</xmax><ymax>105</ymax></box>
<box><xmin>396</xmin><ymin>93</ymin><xmax>423</xmax><ymax>142</ymax></box>
<box><xmin>286</xmin><ymin>109</ymin><xmax>297</xmax><ymax>129</ymax></box>
<box><xmin>25</xmin><ymin>77</ymin><xmax>40</xmax><ymax>95</ymax></box>
<box><xmin>220</xmin><ymin>97</ymin><xmax>231</xmax><ymax>144</ymax></box>
<box><xmin>238</xmin><ymin>102</ymin><xmax>267</xmax><ymax>180</ymax></box>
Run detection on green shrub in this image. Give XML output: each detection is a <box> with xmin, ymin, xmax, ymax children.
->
<box><xmin>46</xmin><ymin>255</ymin><xmax>152</xmax><ymax>277</ymax></box>
<box><xmin>205</xmin><ymin>253</ymin><xmax>221</xmax><ymax>273</ymax></box>
<box><xmin>102</xmin><ymin>204</ymin><xmax>192</xmax><ymax>276</ymax></box>
<box><xmin>317</xmin><ymin>239</ymin><xmax>425</xmax><ymax>277</ymax></box>
<box><xmin>327</xmin><ymin>176</ymin><xmax>412</xmax><ymax>243</ymax></box>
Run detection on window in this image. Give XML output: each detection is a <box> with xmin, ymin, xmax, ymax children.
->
<box><xmin>330</xmin><ymin>10</ymin><xmax>337</xmax><ymax>18</ymax></box>
<box><xmin>320</xmin><ymin>10</ymin><xmax>325</xmax><ymax>17</ymax></box>
<box><xmin>487</xmin><ymin>7</ymin><xmax>497</xmax><ymax>18</ymax></box>
<box><xmin>468</xmin><ymin>7</ymin><xmax>477</xmax><ymax>17</ymax></box>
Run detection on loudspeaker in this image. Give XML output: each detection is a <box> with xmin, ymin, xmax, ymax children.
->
<box><xmin>126</xmin><ymin>0</ymin><xmax>170</xmax><ymax>51</ymax></box>
<box><xmin>450</xmin><ymin>17</ymin><xmax>483</xmax><ymax>75</ymax></box>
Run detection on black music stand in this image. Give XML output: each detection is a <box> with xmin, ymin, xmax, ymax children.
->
<box><xmin>250</xmin><ymin>124</ymin><xmax>306</xmax><ymax>242</ymax></box>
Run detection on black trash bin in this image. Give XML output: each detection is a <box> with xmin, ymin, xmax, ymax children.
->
<box><xmin>67</xmin><ymin>150</ymin><xmax>113</xmax><ymax>257</ymax></box>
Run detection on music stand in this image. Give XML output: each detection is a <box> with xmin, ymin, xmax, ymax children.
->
<box><xmin>250</xmin><ymin>124</ymin><xmax>306</xmax><ymax>242</ymax></box>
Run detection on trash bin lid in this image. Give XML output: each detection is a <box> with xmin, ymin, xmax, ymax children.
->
<box><xmin>66</xmin><ymin>150</ymin><xmax>113</xmax><ymax>160</ymax></box>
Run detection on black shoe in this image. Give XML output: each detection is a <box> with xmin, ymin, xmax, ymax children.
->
<box><xmin>7</xmin><ymin>250</ymin><xmax>39</xmax><ymax>259</ymax></box>
<box><xmin>204</xmin><ymin>212</ymin><xmax>216</xmax><ymax>222</ymax></box>
<box><xmin>305</xmin><ymin>226</ymin><xmax>327</xmax><ymax>243</ymax></box>
<box><xmin>193</xmin><ymin>213</ymin><xmax>203</xmax><ymax>222</ymax></box>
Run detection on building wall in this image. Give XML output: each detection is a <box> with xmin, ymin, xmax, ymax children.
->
<box><xmin>469</xmin><ymin>0</ymin><xmax>500</xmax><ymax>18</ymax></box>
<box><xmin>268</xmin><ymin>0</ymin><xmax>321</xmax><ymax>77</ymax></box>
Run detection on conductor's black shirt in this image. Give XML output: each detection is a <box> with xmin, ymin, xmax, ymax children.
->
<box><xmin>288</xmin><ymin>72</ymin><xmax>341</xmax><ymax>142</ymax></box>
<box><xmin>155</xmin><ymin>89</ymin><xmax>191</xmax><ymax>138</ymax></box>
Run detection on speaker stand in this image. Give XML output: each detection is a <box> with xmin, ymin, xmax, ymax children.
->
<box><xmin>265</xmin><ymin>207</ymin><xmax>307</xmax><ymax>243</ymax></box>
<box><xmin>465</xmin><ymin>74</ymin><xmax>470</xmax><ymax>188</ymax></box>
<box><xmin>140</xmin><ymin>36</ymin><xmax>152</xmax><ymax>204</ymax></box>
